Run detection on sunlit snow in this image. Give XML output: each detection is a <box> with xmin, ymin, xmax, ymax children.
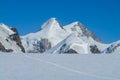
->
<box><xmin>0</xmin><ymin>53</ymin><xmax>120</xmax><ymax>80</ymax></box>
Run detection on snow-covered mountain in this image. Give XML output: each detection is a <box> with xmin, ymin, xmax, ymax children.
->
<box><xmin>0</xmin><ymin>23</ymin><xmax>25</xmax><ymax>53</ymax></box>
<box><xmin>21</xmin><ymin>18</ymin><xmax>108</xmax><ymax>54</ymax></box>
<box><xmin>21</xmin><ymin>18</ymin><xmax>69</xmax><ymax>53</ymax></box>
<box><xmin>0</xmin><ymin>18</ymin><xmax>119</xmax><ymax>54</ymax></box>
<box><xmin>104</xmin><ymin>40</ymin><xmax>120</xmax><ymax>53</ymax></box>
<box><xmin>45</xmin><ymin>34</ymin><xmax>90</xmax><ymax>54</ymax></box>
<box><xmin>64</xmin><ymin>22</ymin><xmax>102</xmax><ymax>43</ymax></box>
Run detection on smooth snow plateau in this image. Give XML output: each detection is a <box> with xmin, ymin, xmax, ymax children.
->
<box><xmin>0</xmin><ymin>53</ymin><xmax>120</xmax><ymax>80</ymax></box>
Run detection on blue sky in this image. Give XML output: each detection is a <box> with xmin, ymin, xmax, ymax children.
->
<box><xmin>0</xmin><ymin>0</ymin><xmax>120</xmax><ymax>43</ymax></box>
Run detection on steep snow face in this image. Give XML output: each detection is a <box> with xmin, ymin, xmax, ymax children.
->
<box><xmin>45</xmin><ymin>34</ymin><xmax>90</xmax><ymax>54</ymax></box>
<box><xmin>0</xmin><ymin>23</ymin><xmax>23</xmax><ymax>52</ymax></box>
<box><xmin>40</xmin><ymin>18</ymin><xmax>68</xmax><ymax>45</ymax></box>
<box><xmin>64</xmin><ymin>22</ymin><xmax>102</xmax><ymax>43</ymax></box>
<box><xmin>104</xmin><ymin>40</ymin><xmax>120</xmax><ymax>53</ymax></box>
<box><xmin>22</xmin><ymin>18</ymin><xmax>68</xmax><ymax>52</ymax></box>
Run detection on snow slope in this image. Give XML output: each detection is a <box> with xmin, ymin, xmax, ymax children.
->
<box><xmin>104</xmin><ymin>40</ymin><xmax>120</xmax><ymax>53</ymax></box>
<box><xmin>64</xmin><ymin>22</ymin><xmax>108</xmax><ymax>52</ymax></box>
<box><xmin>46</xmin><ymin>34</ymin><xmax>90</xmax><ymax>54</ymax></box>
<box><xmin>0</xmin><ymin>53</ymin><xmax>120</xmax><ymax>80</ymax></box>
<box><xmin>64</xmin><ymin>21</ymin><xmax>102</xmax><ymax>43</ymax></box>
<box><xmin>21</xmin><ymin>18</ymin><xmax>68</xmax><ymax>52</ymax></box>
<box><xmin>0</xmin><ymin>23</ymin><xmax>24</xmax><ymax>52</ymax></box>
<box><xmin>0</xmin><ymin>18</ymin><xmax>119</xmax><ymax>53</ymax></box>
<box><xmin>21</xmin><ymin>18</ymin><xmax>108</xmax><ymax>53</ymax></box>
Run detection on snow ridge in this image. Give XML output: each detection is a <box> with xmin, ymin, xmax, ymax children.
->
<box><xmin>21</xmin><ymin>18</ymin><xmax>107</xmax><ymax>53</ymax></box>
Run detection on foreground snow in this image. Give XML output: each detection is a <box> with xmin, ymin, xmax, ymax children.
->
<box><xmin>0</xmin><ymin>53</ymin><xmax>120</xmax><ymax>80</ymax></box>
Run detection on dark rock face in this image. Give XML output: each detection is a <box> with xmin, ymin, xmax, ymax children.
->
<box><xmin>105</xmin><ymin>43</ymin><xmax>120</xmax><ymax>53</ymax></box>
<box><xmin>65</xmin><ymin>49</ymin><xmax>78</xmax><ymax>54</ymax></box>
<box><xmin>0</xmin><ymin>42</ymin><xmax>6</xmax><ymax>52</ymax></box>
<box><xmin>59</xmin><ymin>44</ymin><xmax>78</xmax><ymax>54</ymax></box>
<box><xmin>32</xmin><ymin>38</ymin><xmax>51</xmax><ymax>53</ymax></box>
<box><xmin>9</xmin><ymin>28</ymin><xmax>25</xmax><ymax>52</ymax></box>
<box><xmin>74</xmin><ymin>22</ymin><xmax>102</xmax><ymax>43</ymax></box>
<box><xmin>59</xmin><ymin>44</ymin><xmax>67</xmax><ymax>53</ymax></box>
<box><xmin>0</xmin><ymin>42</ymin><xmax>13</xmax><ymax>52</ymax></box>
<box><xmin>90</xmin><ymin>45</ymin><xmax>101</xmax><ymax>54</ymax></box>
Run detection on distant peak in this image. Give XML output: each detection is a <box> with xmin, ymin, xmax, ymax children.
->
<box><xmin>49</xmin><ymin>17</ymin><xmax>57</xmax><ymax>21</ymax></box>
<box><xmin>0</xmin><ymin>23</ymin><xmax>12</xmax><ymax>29</ymax></box>
<box><xmin>0</xmin><ymin>23</ymin><xmax>6</xmax><ymax>26</ymax></box>
<box><xmin>64</xmin><ymin>21</ymin><xmax>83</xmax><ymax>28</ymax></box>
<box><xmin>70</xmin><ymin>21</ymin><xmax>83</xmax><ymax>26</ymax></box>
<box><xmin>47</xmin><ymin>18</ymin><xmax>58</xmax><ymax>23</ymax></box>
<box><xmin>0</xmin><ymin>23</ymin><xmax>8</xmax><ymax>28</ymax></box>
<box><xmin>72</xmin><ymin>21</ymin><xmax>79</xmax><ymax>24</ymax></box>
<box><xmin>64</xmin><ymin>21</ymin><xmax>102</xmax><ymax>43</ymax></box>
<box><xmin>0</xmin><ymin>23</ymin><xmax>15</xmax><ymax>35</ymax></box>
<box><xmin>41</xmin><ymin>18</ymin><xmax>63</xmax><ymax>29</ymax></box>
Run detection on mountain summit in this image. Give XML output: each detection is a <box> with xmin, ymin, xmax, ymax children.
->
<box><xmin>21</xmin><ymin>18</ymin><xmax>107</xmax><ymax>53</ymax></box>
<box><xmin>64</xmin><ymin>21</ymin><xmax>102</xmax><ymax>43</ymax></box>
<box><xmin>41</xmin><ymin>18</ymin><xmax>63</xmax><ymax>29</ymax></box>
<box><xmin>0</xmin><ymin>18</ymin><xmax>119</xmax><ymax>54</ymax></box>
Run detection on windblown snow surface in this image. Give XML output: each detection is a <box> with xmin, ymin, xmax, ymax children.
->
<box><xmin>0</xmin><ymin>53</ymin><xmax>120</xmax><ymax>80</ymax></box>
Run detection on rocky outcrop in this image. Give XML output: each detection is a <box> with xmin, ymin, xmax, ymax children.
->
<box><xmin>0</xmin><ymin>42</ymin><xmax>13</xmax><ymax>52</ymax></box>
<box><xmin>32</xmin><ymin>38</ymin><xmax>51</xmax><ymax>53</ymax></box>
<box><xmin>0</xmin><ymin>42</ymin><xmax>6</xmax><ymax>52</ymax></box>
<box><xmin>59</xmin><ymin>44</ymin><xmax>78</xmax><ymax>54</ymax></box>
<box><xmin>104</xmin><ymin>41</ymin><xmax>120</xmax><ymax>53</ymax></box>
<box><xmin>65</xmin><ymin>49</ymin><xmax>78</xmax><ymax>54</ymax></box>
<box><xmin>90</xmin><ymin>45</ymin><xmax>101</xmax><ymax>54</ymax></box>
<box><xmin>0</xmin><ymin>23</ymin><xmax>26</xmax><ymax>53</ymax></box>
<box><xmin>76</xmin><ymin>22</ymin><xmax>102</xmax><ymax>43</ymax></box>
<box><xmin>9</xmin><ymin>28</ymin><xmax>25</xmax><ymax>52</ymax></box>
